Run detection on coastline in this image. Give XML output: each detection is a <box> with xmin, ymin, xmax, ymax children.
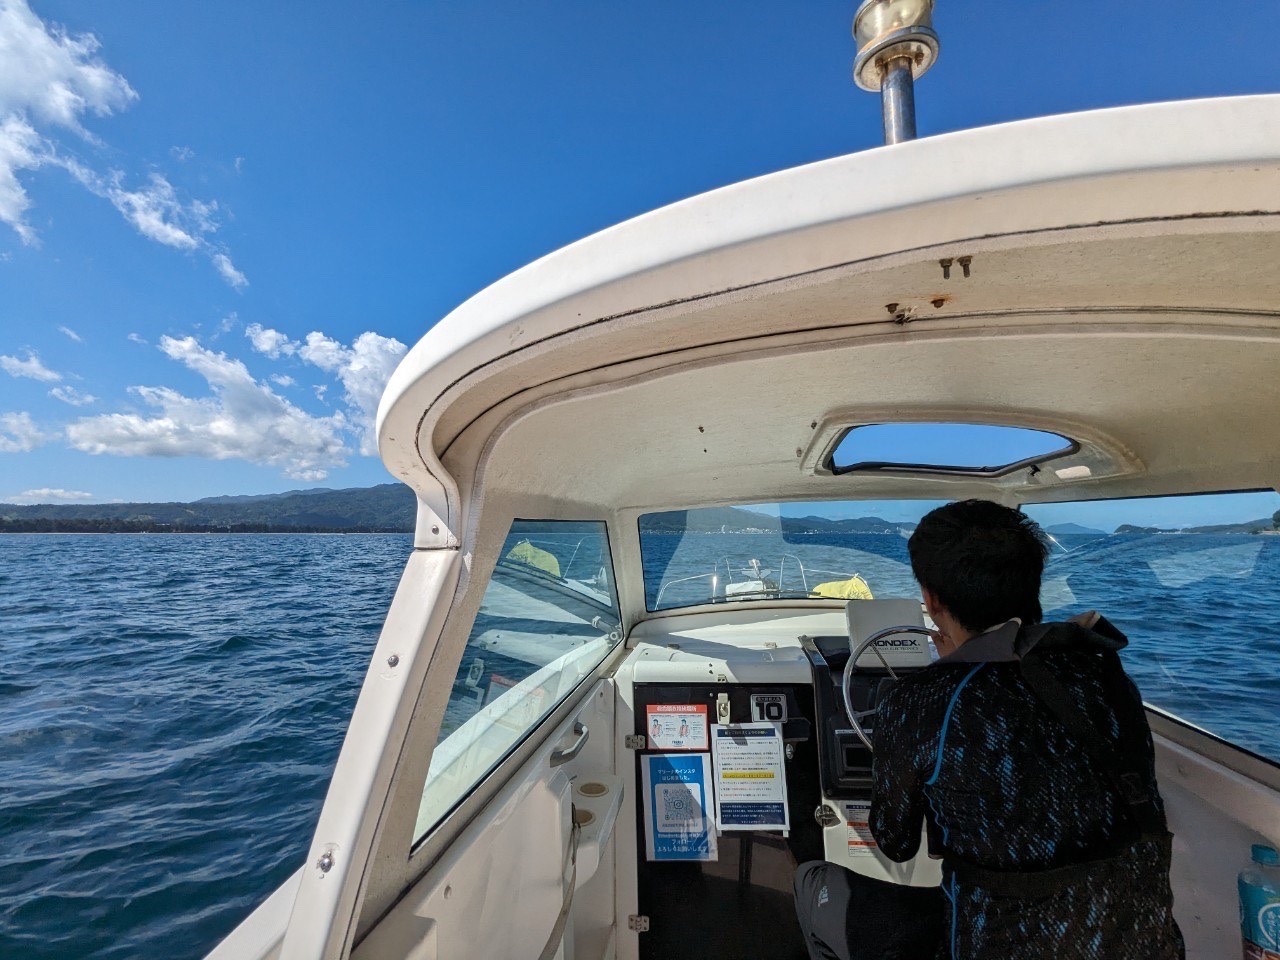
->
<box><xmin>0</xmin><ymin>530</ymin><xmax>412</xmax><ymax>535</ymax></box>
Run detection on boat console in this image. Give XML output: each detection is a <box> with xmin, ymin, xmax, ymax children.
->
<box><xmin>623</xmin><ymin>601</ymin><xmax>940</xmax><ymax>959</ymax></box>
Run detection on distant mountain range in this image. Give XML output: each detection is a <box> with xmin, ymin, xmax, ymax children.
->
<box><xmin>640</xmin><ymin>507</ymin><xmax>911</xmax><ymax>535</ymax></box>
<box><xmin>1114</xmin><ymin>518</ymin><xmax>1276</xmax><ymax>535</ymax></box>
<box><xmin>0</xmin><ymin>484</ymin><xmax>417</xmax><ymax>533</ymax></box>
<box><xmin>2</xmin><ymin>488</ymin><xmax>1274</xmax><ymax>536</ymax></box>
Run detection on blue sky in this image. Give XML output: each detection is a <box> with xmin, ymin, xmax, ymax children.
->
<box><xmin>2</xmin><ymin>1</ymin><xmax>1279</xmax><ymax>509</ymax></box>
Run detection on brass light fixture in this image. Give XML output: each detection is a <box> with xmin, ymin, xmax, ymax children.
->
<box><xmin>852</xmin><ymin>0</ymin><xmax>940</xmax><ymax>144</ymax></box>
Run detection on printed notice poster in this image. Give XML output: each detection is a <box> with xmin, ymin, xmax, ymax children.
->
<box><xmin>843</xmin><ymin>801</ymin><xmax>878</xmax><ymax>858</ymax></box>
<box><xmin>646</xmin><ymin>703</ymin><xmax>709</xmax><ymax>751</ymax></box>
<box><xmin>641</xmin><ymin>753</ymin><xmax>717</xmax><ymax>861</ymax></box>
<box><xmin>711</xmin><ymin>722</ymin><xmax>790</xmax><ymax>832</ymax></box>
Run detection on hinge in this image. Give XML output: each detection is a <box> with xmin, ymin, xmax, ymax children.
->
<box><xmin>628</xmin><ymin>915</ymin><xmax>650</xmax><ymax>933</ymax></box>
<box><xmin>624</xmin><ymin>734</ymin><xmax>646</xmax><ymax>750</ymax></box>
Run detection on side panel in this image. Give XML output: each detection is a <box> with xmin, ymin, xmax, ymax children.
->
<box><xmin>1153</xmin><ymin>716</ymin><xmax>1280</xmax><ymax>960</ymax></box>
<box><xmin>204</xmin><ymin>869</ymin><xmax>300</xmax><ymax>960</ymax></box>
<box><xmin>353</xmin><ymin>681</ymin><xmax>619</xmax><ymax>960</ymax></box>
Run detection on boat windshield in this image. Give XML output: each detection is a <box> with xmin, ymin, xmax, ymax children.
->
<box><xmin>641</xmin><ymin>493</ymin><xmax>1280</xmax><ymax>761</ymax></box>
<box><xmin>640</xmin><ymin>501</ymin><xmax>939</xmax><ymax>611</ymax></box>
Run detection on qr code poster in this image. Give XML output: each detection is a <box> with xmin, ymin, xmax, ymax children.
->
<box><xmin>642</xmin><ymin>753</ymin><xmax>717</xmax><ymax>861</ymax></box>
<box><xmin>655</xmin><ymin>784</ymin><xmax>703</xmax><ymax>833</ymax></box>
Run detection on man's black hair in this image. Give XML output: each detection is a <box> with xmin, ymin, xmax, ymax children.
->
<box><xmin>907</xmin><ymin>499</ymin><xmax>1049</xmax><ymax>632</ymax></box>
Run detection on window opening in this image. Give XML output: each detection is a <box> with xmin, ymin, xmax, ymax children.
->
<box><xmin>830</xmin><ymin>423</ymin><xmax>1075</xmax><ymax>476</ymax></box>
<box><xmin>413</xmin><ymin>520</ymin><xmax>621</xmax><ymax>844</ymax></box>
<box><xmin>1027</xmin><ymin>490</ymin><xmax>1280</xmax><ymax>763</ymax></box>
<box><xmin>640</xmin><ymin>501</ymin><xmax>943</xmax><ymax>611</ymax></box>
<box><xmin>639</xmin><ymin>491</ymin><xmax>1280</xmax><ymax>764</ymax></box>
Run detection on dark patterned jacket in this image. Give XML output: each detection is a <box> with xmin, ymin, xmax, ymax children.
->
<box><xmin>869</xmin><ymin>616</ymin><xmax>1184</xmax><ymax>960</ymax></box>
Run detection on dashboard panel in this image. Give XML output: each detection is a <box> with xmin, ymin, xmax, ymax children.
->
<box><xmin>623</xmin><ymin>607</ymin><xmax>941</xmax><ymax>959</ymax></box>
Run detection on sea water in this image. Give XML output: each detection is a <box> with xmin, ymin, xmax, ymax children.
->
<box><xmin>1</xmin><ymin>532</ymin><xmax>1277</xmax><ymax>960</ymax></box>
<box><xmin>0</xmin><ymin>535</ymin><xmax>407</xmax><ymax>960</ymax></box>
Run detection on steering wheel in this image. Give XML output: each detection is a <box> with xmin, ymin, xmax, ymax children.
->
<box><xmin>841</xmin><ymin>626</ymin><xmax>936</xmax><ymax>752</ymax></box>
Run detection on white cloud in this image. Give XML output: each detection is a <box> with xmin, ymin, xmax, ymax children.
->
<box><xmin>212</xmin><ymin>252</ymin><xmax>247</xmax><ymax>290</ymax></box>
<box><xmin>169</xmin><ymin>145</ymin><xmax>193</xmax><ymax>161</ymax></box>
<box><xmin>0</xmin><ymin>2</ymin><xmax>244</xmax><ymax>286</ymax></box>
<box><xmin>0</xmin><ymin>0</ymin><xmax>136</xmax><ymax>240</ymax></box>
<box><xmin>60</xmin><ymin>150</ymin><xmax>248</xmax><ymax>291</ymax></box>
<box><xmin>0</xmin><ymin>114</ymin><xmax>42</xmax><ymax>243</ymax></box>
<box><xmin>58</xmin><ymin>324</ymin><xmax>82</xmax><ymax>342</ymax></box>
<box><xmin>245</xmin><ymin>326</ymin><xmax>408</xmax><ymax>452</ymax></box>
<box><xmin>1</xmin><ymin>350</ymin><xmax>60</xmax><ymax>381</ymax></box>
<box><xmin>60</xmin><ymin>164</ymin><xmax>209</xmax><ymax>251</ymax></box>
<box><xmin>5</xmin><ymin>487</ymin><xmax>92</xmax><ymax>503</ymax></box>
<box><xmin>127</xmin><ymin>332</ymin><xmax>146</xmax><ymax>344</ymax></box>
<box><xmin>0</xmin><ymin>1</ymin><xmax>136</xmax><ymax>130</ymax></box>
<box><xmin>297</xmin><ymin>331</ymin><xmax>407</xmax><ymax>454</ymax></box>
<box><xmin>0</xmin><ymin>410</ymin><xmax>43</xmax><ymax>451</ymax></box>
<box><xmin>68</xmin><ymin>327</ymin><xmax>406</xmax><ymax>477</ymax></box>
<box><xmin>50</xmin><ymin>384</ymin><xmax>95</xmax><ymax>405</ymax></box>
<box><xmin>244</xmin><ymin>322</ymin><xmax>296</xmax><ymax>359</ymax></box>
<box><xmin>66</xmin><ymin>335</ymin><xmax>348</xmax><ymax>480</ymax></box>
<box><xmin>103</xmin><ymin>171</ymin><xmax>199</xmax><ymax>248</ymax></box>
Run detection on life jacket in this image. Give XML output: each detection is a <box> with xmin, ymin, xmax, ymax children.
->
<box><xmin>937</xmin><ymin>615</ymin><xmax>1172</xmax><ymax>896</ymax></box>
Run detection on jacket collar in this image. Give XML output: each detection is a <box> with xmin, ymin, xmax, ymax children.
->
<box><xmin>934</xmin><ymin>611</ymin><xmax>1127</xmax><ymax>665</ymax></box>
<box><xmin>935</xmin><ymin>618</ymin><xmax>1022</xmax><ymax>664</ymax></box>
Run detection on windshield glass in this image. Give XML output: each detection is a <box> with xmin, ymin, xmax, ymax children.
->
<box><xmin>640</xmin><ymin>501</ymin><xmax>941</xmax><ymax>610</ymax></box>
<box><xmin>640</xmin><ymin>493</ymin><xmax>1280</xmax><ymax>762</ymax></box>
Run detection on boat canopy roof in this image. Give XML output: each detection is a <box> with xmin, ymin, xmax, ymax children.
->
<box><xmin>377</xmin><ymin>95</ymin><xmax>1280</xmax><ymax>548</ymax></box>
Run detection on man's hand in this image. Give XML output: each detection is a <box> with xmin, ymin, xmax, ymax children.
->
<box><xmin>930</xmin><ymin>628</ymin><xmax>959</xmax><ymax>658</ymax></box>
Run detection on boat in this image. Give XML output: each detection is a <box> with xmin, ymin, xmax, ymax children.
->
<box><xmin>208</xmin><ymin>2</ymin><xmax>1280</xmax><ymax>957</ymax></box>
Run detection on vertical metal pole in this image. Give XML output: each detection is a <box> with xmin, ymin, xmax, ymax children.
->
<box><xmin>880</xmin><ymin>55</ymin><xmax>917</xmax><ymax>144</ymax></box>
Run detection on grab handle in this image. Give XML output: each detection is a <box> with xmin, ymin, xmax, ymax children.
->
<box><xmin>550</xmin><ymin>721</ymin><xmax>589</xmax><ymax>767</ymax></box>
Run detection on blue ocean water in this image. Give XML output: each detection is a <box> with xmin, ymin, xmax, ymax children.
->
<box><xmin>1</xmin><ymin>531</ymin><xmax>1277</xmax><ymax>960</ymax></box>
<box><xmin>0</xmin><ymin>534</ymin><xmax>409</xmax><ymax>960</ymax></box>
